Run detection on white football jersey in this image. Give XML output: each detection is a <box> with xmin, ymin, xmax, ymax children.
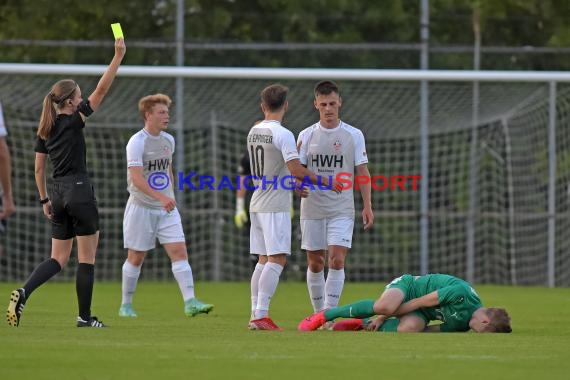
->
<box><xmin>126</xmin><ymin>129</ymin><xmax>175</xmax><ymax>209</ymax></box>
<box><xmin>248</xmin><ymin>120</ymin><xmax>299</xmax><ymax>212</ymax></box>
<box><xmin>297</xmin><ymin>121</ymin><xmax>368</xmax><ymax>219</ymax></box>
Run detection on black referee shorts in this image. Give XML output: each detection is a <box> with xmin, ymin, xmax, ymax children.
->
<box><xmin>50</xmin><ymin>175</ymin><xmax>99</xmax><ymax>240</ymax></box>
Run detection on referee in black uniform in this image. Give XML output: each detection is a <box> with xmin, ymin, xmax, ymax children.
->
<box><xmin>6</xmin><ymin>37</ymin><xmax>126</xmax><ymax>328</ymax></box>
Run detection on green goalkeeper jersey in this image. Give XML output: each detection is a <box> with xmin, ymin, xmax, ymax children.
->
<box><xmin>407</xmin><ymin>274</ymin><xmax>483</xmax><ymax>332</ymax></box>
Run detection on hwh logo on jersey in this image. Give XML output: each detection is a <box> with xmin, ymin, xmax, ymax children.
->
<box><xmin>310</xmin><ymin>154</ymin><xmax>344</xmax><ymax>168</ymax></box>
<box><xmin>148</xmin><ymin>158</ymin><xmax>170</xmax><ymax>171</ymax></box>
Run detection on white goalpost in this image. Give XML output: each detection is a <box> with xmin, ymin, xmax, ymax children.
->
<box><xmin>1</xmin><ymin>64</ymin><xmax>569</xmax><ymax>286</ymax></box>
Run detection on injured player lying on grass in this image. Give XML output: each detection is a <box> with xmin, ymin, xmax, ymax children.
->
<box><xmin>298</xmin><ymin>273</ymin><xmax>512</xmax><ymax>333</ymax></box>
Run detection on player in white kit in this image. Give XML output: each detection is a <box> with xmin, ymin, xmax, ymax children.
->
<box><xmin>247</xmin><ymin>84</ymin><xmax>342</xmax><ymax>330</ymax></box>
<box><xmin>297</xmin><ymin>80</ymin><xmax>374</xmax><ymax>315</ymax></box>
<box><xmin>119</xmin><ymin>93</ymin><xmax>213</xmax><ymax>318</ymax></box>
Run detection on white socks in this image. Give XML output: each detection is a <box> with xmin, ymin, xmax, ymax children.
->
<box><xmin>306</xmin><ymin>269</ymin><xmax>325</xmax><ymax>312</ymax></box>
<box><xmin>122</xmin><ymin>260</ymin><xmax>196</xmax><ymax>305</ymax></box>
<box><xmin>307</xmin><ymin>268</ymin><xmax>346</xmax><ymax>311</ymax></box>
<box><xmin>250</xmin><ymin>263</ymin><xmax>265</xmax><ymax>318</ymax></box>
<box><xmin>324</xmin><ymin>268</ymin><xmax>345</xmax><ymax>309</ymax></box>
<box><xmin>171</xmin><ymin>260</ymin><xmax>195</xmax><ymax>302</ymax></box>
<box><xmin>254</xmin><ymin>262</ymin><xmax>283</xmax><ymax>319</ymax></box>
<box><xmin>121</xmin><ymin>260</ymin><xmax>141</xmax><ymax>305</ymax></box>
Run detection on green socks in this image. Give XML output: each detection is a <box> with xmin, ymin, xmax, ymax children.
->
<box><xmin>323</xmin><ymin>299</ymin><xmax>376</xmax><ymax>320</ymax></box>
<box><xmin>321</xmin><ymin>299</ymin><xmax>400</xmax><ymax>332</ymax></box>
<box><xmin>378</xmin><ymin>318</ymin><xmax>400</xmax><ymax>332</ymax></box>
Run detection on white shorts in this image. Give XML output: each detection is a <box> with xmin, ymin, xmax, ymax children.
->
<box><xmin>249</xmin><ymin>212</ymin><xmax>291</xmax><ymax>256</ymax></box>
<box><xmin>123</xmin><ymin>201</ymin><xmax>186</xmax><ymax>251</ymax></box>
<box><xmin>301</xmin><ymin>216</ymin><xmax>354</xmax><ymax>250</ymax></box>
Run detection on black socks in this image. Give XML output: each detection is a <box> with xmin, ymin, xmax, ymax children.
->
<box><xmin>23</xmin><ymin>258</ymin><xmax>62</xmax><ymax>298</ymax></box>
<box><xmin>76</xmin><ymin>263</ymin><xmax>95</xmax><ymax>321</ymax></box>
<box><xmin>22</xmin><ymin>259</ymin><xmax>96</xmax><ymax>321</ymax></box>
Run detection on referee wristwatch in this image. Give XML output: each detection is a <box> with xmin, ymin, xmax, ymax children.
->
<box><xmin>39</xmin><ymin>197</ymin><xmax>50</xmax><ymax>204</ymax></box>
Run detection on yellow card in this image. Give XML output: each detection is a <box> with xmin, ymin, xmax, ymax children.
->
<box><xmin>111</xmin><ymin>23</ymin><xmax>124</xmax><ymax>39</ymax></box>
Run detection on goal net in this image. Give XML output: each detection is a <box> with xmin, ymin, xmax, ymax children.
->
<box><xmin>0</xmin><ymin>66</ymin><xmax>569</xmax><ymax>285</ymax></box>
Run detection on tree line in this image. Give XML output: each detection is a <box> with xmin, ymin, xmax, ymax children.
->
<box><xmin>1</xmin><ymin>0</ymin><xmax>569</xmax><ymax>69</ymax></box>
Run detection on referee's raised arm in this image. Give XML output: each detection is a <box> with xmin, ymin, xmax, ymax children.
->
<box><xmin>86</xmin><ymin>38</ymin><xmax>126</xmax><ymax>115</ymax></box>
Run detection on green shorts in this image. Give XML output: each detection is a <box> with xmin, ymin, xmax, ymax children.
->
<box><xmin>384</xmin><ymin>274</ymin><xmax>430</xmax><ymax>325</ymax></box>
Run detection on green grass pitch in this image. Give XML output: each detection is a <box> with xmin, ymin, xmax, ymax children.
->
<box><xmin>1</xmin><ymin>282</ymin><xmax>569</xmax><ymax>379</ymax></box>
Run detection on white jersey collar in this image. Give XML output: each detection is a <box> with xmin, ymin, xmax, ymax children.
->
<box><xmin>317</xmin><ymin>120</ymin><xmax>342</xmax><ymax>133</ymax></box>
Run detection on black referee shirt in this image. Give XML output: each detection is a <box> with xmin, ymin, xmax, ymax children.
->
<box><xmin>34</xmin><ymin>102</ymin><xmax>92</xmax><ymax>178</ymax></box>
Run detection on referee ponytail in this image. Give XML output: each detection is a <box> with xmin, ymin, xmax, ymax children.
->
<box><xmin>38</xmin><ymin>79</ymin><xmax>77</xmax><ymax>139</ymax></box>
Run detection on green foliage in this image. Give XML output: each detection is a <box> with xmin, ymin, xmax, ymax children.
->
<box><xmin>1</xmin><ymin>0</ymin><xmax>570</xmax><ymax>68</ymax></box>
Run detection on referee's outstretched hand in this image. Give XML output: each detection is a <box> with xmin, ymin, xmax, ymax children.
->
<box><xmin>114</xmin><ymin>37</ymin><xmax>126</xmax><ymax>59</ymax></box>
